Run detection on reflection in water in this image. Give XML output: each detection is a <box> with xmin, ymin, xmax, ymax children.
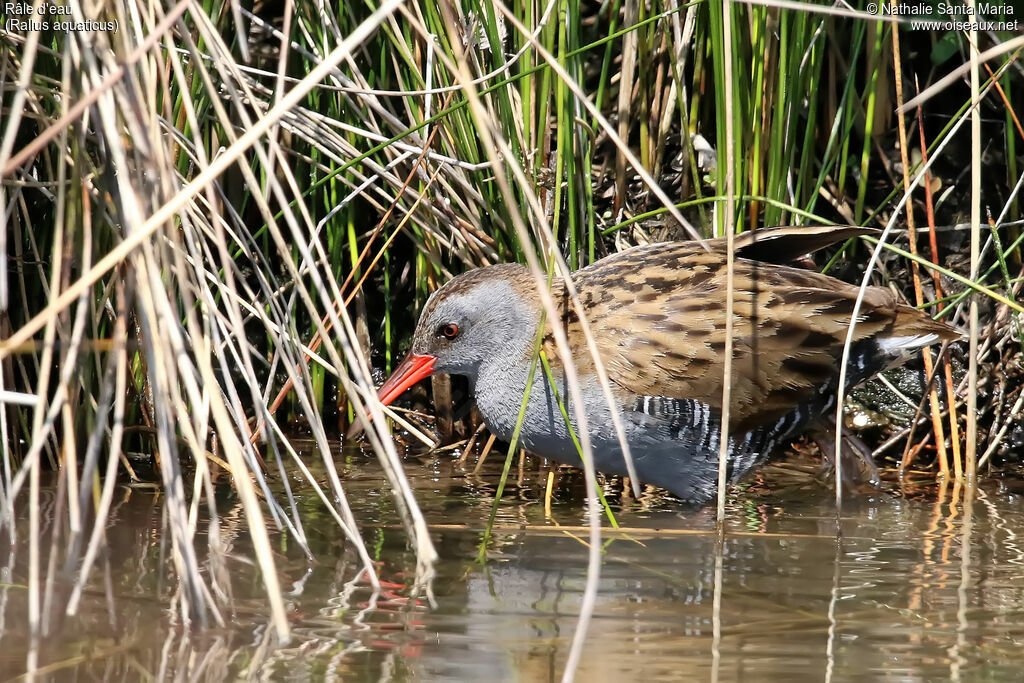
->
<box><xmin>1</xmin><ymin>444</ymin><xmax>1024</xmax><ymax>681</ymax></box>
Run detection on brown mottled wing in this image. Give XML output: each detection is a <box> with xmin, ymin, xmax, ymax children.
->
<box><xmin>711</xmin><ymin>225</ymin><xmax>880</xmax><ymax>264</ymax></box>
<box><xmin>566</xmin><ymin>241</ymin><xmax>929</xmax><ymax>431</ymax></box>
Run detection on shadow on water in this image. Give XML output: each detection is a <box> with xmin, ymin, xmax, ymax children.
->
<box><xmin>2</xmin><ymin>440</ymin><xmax>1024</xmax><ymax>681</ymax></box>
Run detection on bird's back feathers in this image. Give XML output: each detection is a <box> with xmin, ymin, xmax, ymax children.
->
<box><xmin>537</xmin><ymin>227</ymin><xmax>957</xmax><ymax>431</ymax></box>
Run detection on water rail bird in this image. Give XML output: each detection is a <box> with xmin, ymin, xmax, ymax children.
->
<box><xmin>374</xmin><ymin>226</ymin><xmax>958</xmax><ymax>501</ymax></box>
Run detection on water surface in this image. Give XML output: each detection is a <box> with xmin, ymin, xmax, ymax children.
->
<box><xmin>1</xmin><ymin>441</ymin><xmax>1022</xmax><ymax>681</ymax></box>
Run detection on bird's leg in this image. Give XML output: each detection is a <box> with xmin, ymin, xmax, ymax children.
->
<box><xmin>809</xmin><ymin>419</ymin><xmax>882</xmax><ymax>489</ymax></box>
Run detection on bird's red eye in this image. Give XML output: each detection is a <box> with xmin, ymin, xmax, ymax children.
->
<box><xmin>439</xmin><ymin>323</ymin><xmax>459</xmax><ymax>340</ymax></box>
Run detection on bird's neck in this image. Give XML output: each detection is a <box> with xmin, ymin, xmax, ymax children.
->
<box><xmin>469</xmin><ymin>332</ymin><xmax>556</xmax><ymax>445</ymax></box>
<box><xmin>467</xmin><ymin>328</ymin><xmax>536</xmax><ymax>395</ymax></box>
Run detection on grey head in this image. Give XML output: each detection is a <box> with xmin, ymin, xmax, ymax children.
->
<box><xmin>409</xmin><ymin>263</ymin><xmax>542</xmax><ymax>382</ymax></box>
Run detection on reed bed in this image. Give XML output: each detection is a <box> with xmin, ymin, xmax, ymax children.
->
<box><xmin>1</xmin><ymin>0</ymin><xmax>1022</xmax><ymax>678</ymax></box>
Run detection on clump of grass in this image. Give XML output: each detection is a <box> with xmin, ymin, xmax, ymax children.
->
<box><xmin>0</xmin><ymin>0</ymin><xmax>437</xmax><ymax>657</ymax></box>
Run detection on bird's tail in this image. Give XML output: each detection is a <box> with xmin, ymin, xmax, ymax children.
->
<box><xmin>877</xmin><ymin>304</ymin><xmax>961</xmax><ymax>358</ymax></box>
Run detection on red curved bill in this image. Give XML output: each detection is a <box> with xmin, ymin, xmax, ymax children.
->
<box><xmin>377</xmin><ymin>353</ymin><xmax>437</xmax><ymax>406</ymax></box>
